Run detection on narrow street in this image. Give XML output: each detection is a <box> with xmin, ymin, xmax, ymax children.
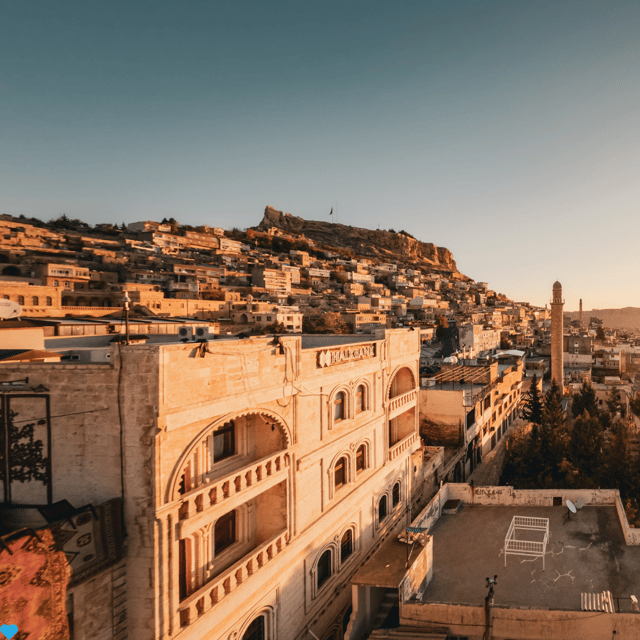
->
<box><xmin>466</xmin><ymin>417</ymin><xmax>528</xmax><ymax>486</ymax></box>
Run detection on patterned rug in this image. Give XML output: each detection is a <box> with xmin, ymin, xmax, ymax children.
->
<box><xmin>49</xmin><ymin>498</ymin><xmax>124</xmax><ymax>587</ymax></box>
<box><xmin>0</xmin><ymin>528</ymin><xmax>70</xmax><ymax>640</ymax></box>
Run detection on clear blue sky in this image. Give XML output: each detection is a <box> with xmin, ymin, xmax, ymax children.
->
<box><xmin>2</xmin><ymin>1</ymin><xmax>639</xmax><ymax>311</ymax></box>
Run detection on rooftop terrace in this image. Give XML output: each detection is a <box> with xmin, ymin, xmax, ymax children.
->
<box><xmin>420</xmin><ymin>505</ymin><xmax>640</xmax><ymax>614</ymax></box>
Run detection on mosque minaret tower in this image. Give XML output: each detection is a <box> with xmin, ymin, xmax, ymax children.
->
<box><xmin>551</xmin><ymin>281</ymin><xmax>564</xmax><ymax>387</ymax></box>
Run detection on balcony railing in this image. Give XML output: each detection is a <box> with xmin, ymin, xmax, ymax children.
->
<box><xmin>178</xmin><ymin>530</ymin><xmax>289</xmax><ymax>626</ymax></box>
<box><xmin>177</xmin><ymin>451</ymin><xmax>290</xmax><ymax>527</ymax></box>
<box><xmin>388</xmin><ymin>389</ymin><xmax>417</xmax><ymax>419</ymax></box>
<box><xmin>388</xmin><ymin>432</ymin><xmax>419</xmax><ymax>461</ymax></box>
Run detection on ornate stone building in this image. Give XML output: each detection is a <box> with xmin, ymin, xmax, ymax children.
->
<box><xmin>0</xmin><ymin>329</ymin><xmax>422</xmax><ymax>640</ymax></box>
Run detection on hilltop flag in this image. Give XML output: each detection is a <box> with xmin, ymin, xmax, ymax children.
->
<box><xmin>329</xmin><ymin>208</ymin><xmax>333</xmax><ymax>216</ymax></box>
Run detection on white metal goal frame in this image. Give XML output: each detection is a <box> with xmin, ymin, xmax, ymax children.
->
<box><xmin>504</xmin><ymin>516</ymin><xmax>550</xmax><ymax>569</ymax></box>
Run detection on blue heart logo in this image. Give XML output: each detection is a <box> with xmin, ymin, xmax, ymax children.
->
<box><xmin>0</xmin><ymin>625</ymin><xmax>18</xmax><ymax>640</ymax></box>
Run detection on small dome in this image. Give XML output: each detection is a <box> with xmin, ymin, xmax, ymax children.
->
<box><xmin>553</xmin><ymin>281</ymin><xmax>562</xmax><ymax>291</ymax></box>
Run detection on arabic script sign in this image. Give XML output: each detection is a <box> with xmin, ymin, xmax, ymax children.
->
<box><xmin>317</xmin><ymin>344</ymin><xmax>376</xmax><ymax>368</ymax></box>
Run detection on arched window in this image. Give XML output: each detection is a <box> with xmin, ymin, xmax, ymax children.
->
<box><xmin>378</xmin><ymin>495</ymin><xmax>388</xmax><ymax>522</ymax></box>
<box><xmin>317</xmin><ymin>549</ymin><xmax>332</xmax><ymax>590</ymax></box>
<box><xmin>342</xmin><ymin>605</ymin><xmax>353</xmax><ymax>635</ymax></box>
<box><xmin>214</xmin><ymin>510</ymin><xmax>236</xmax><ymax>555</ymax></box>
<box><xmin>355</xmin><ymin>384</ymin><xmax>366</xmax><ymax>413</ymax></box>
<box><xmin>341</xmin><ymin>529</ymin><xmax>353</xmax><ymax>563</ymax></box>
<box><xmin>242</xmin><ymin>616</ymin><xmax>265</xmax><ymax>640</ymax></box>
<box><xmin>355</xmin><ymin>445</ymin><xmax>366</xmax><ymax>473</ymax></box>
<box><xmin>18</xmin><ymin>296</ymin><xmax>24</xmax><ymax>305</ymax></box>
<box><xmin>46</xmin><ymin>297</ymin><xmax>53</xmax><ymax>306</ymax></box>
<box><xmin>334</xmin><ymin>456</ymin><xmax>347</xmax><ymax>489</ymax></box>
<box><xmin>334</xmin><ymin>392</ymin><xmax>345</xmax><ymax>422</ymax></box>
<box><xmin>32</xmin><ymin>296</ymin><xmax>39</xmax><ymax>306</ymax></box>
<box><xmin>392</xmin><ymin>482</ymin><xmax>401</xmax><ymax>508</ymax></box>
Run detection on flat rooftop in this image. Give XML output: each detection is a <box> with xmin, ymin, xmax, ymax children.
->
<box><xmin>420</xmin><ymin>505</ymin><xmax>640</xmax><ymax>613</ymax></box>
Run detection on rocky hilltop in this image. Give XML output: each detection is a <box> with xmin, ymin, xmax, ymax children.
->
<box><xmin>257</xmin><ymin>206</ymin><xmax>459</xmax><ymax>272</ymax></box>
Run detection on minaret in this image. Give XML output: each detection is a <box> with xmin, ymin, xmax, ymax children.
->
<box><xmin>551</xmin><ymin>281</ymin><xmax>564</xmax><ymax>387</ymax></box>
<box><xmin>579</xmin><ymin>298</ymin><xmax>583</xmax><ymax>327</ymax></box>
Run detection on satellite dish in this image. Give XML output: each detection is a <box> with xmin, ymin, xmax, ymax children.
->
<box><xmin>567</xmin><ymin>500</ymin><xmax>577</xmax><ymax>514</ymax></box>
<box><xmin>0</xmin><ymin>299</ymin><xmax>22</xmax><ymax>320</ymax></box>
<box><xmin>575</xmin><ymin>498</ymin><xmax>584</xmax><ymax>510</ymax></box>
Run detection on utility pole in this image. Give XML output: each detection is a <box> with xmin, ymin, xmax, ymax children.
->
<box><xmin>123</xmin><ymin>293</ymin><xmax>131</xmax><ymax>345</ymax></box>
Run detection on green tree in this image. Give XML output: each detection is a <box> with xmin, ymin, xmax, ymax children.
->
<box><xmin>601</xmin><ymin>420</ymin><xmax>632</xmax><ymax>495</ymax></box>
<box><xmin>605</xmin><ymin>386</ymin><xmax>625</xmax><ymax>418</ymax></box>
<box><xmin>521</xmin><ymin>375</ymin><xmax>544</xmax><ymax>428</ymax></box>
<box><xmin>568</xmin><ymin>412</ymin><xmax>603</xmax><ymax>487</ymax></box>
<box><xmin>537</xmin><ymin>379</ymin><xmax>568</xmax><ymax>486</ymax></box>
<box><xmin>571</xmin><ymin>380</ymin><xmax>598</xmax><ymax>419</ymax></box>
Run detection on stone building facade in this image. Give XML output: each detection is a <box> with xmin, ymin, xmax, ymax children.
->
<box><xmin>0</xmin><ymin>329</ymin><xmax>423</xmax><ymax>640</ymax></box>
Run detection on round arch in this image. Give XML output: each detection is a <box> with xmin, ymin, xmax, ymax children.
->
<box><xmin>328</xmin><ymin>385</ymin><xmax>351</xmax><ymax>428</ymax></box>
<box><xmin>166</xmin><ymin>409</ymin><xmax>291</xmax><ymax>504</ymax></box>
<box><xmin>236</xmin><ymin>605</ymin><xmax>276</xmax><ymax>640</ymax></box>
<box><xmin>386</xmin><ymin>364</ymin><xmax>416</xmax><ymax>399</ymax></box>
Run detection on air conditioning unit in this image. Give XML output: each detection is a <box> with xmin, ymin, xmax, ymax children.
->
<box><xmin>178</xmin><ymin>326</ymin><xmax>193</xmax><ymax>340</ymax></box>
<box><xmin>193</xmin><ymin>326</ymin><xmax>210</xmax><ymax>340</ymax></box>
<box><xmin>178</xmin><ymin>326</ymin><xmax>211</xmax><ymax>341</ymax></box>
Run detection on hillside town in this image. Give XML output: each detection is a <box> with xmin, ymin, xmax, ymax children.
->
<box><xmin>1</xmin><ymin>208</ymin><xmax>640</xmax><ymax>640</ymax></box>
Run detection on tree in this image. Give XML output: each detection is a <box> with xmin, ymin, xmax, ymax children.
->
<box><xmin>601</xmin><ymin>420</ymin><xmax>632</xmax><ymax>495</ymax></box>
<box><xmin>521</xmin><ymin>375</ymin><xmax>543</xmax><ymax>428</ymax></box>
<box><xmin>605</xmin><ymin>387</ymin><xmax>625</xmax><ymax>418</ymax></box>
<box><xmin>568</xmin><ymin>412</ymin><xmax>603</xmax><ymax>487</ymax></box>
<box><xmin>537</xmin><ymin>379</ymin><xmax>568</xmax><ymax>486</ymax></box>
<box><xmin>596</xmin><ymin>326</ymin><xmax>606</xmax><ymax>341</ymax></box>
<box><xmin>571</xmin><ymin>380</ymin><xmax>598</xmax><ymax>419</ymax></box>
<box><xmin>263</xmin><ymin>322</ymin><xmax>288</xmax><ymax>334</ymax></box>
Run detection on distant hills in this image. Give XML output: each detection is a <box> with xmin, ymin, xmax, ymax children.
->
<box><xmin>565</xmin><ymin>307</ymin><xmax>640</xmax><ymax>330</ymax></box>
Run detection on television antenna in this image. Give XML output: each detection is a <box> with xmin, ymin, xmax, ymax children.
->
<box><xmin>0</xmin><ymin>299</ymin><xmax>21</xmax><ymax>320</ymax></box>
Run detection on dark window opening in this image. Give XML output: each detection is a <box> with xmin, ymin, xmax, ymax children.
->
<box><xmin>355</xmin><ymin>445</ymin><xmax>366</xmax><ymax>472</ymax></box>
<box><xmin>242</xmin><ymin>615</ymin><xmax>265</xmax><ymax>640</ymax></box>
<box><xmin>215</xmin><ymin>510</ymin><xmax>236</xmax><ymax>555</ymax></box>
<box><xmin>392</xmin><ymin>482</ymin><xmax>400</xmax><ymax>507</ymax></box>
<box><xmin>378</xmin><ymin>495</ymin><xmax>388</xmax><ymax>522</ymax></box>
<box><xmin>341</xmin><ymin>529</ymin><xmax>353</xmax><ymax>563</ymax></box>
<box><xmin>214</xmin><ymin>421</ymin><xmax>235</xmax><ymax>462</ymax></box>
<box><xmin>317</xmin><ymin>549</ymin><xmax>332</xmax><ymax>589</ymax></box>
